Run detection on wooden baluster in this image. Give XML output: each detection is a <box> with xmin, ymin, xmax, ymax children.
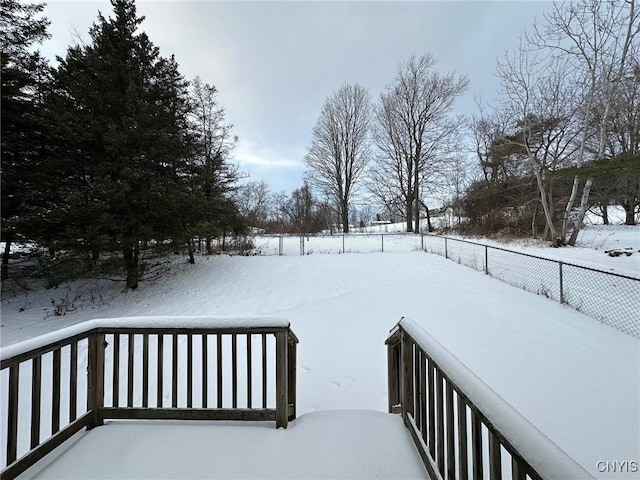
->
<box><xmin>127</xmin><ymin>334</ymin><xmax>135</xmax><ymax>408</ymax></box>
<box><xmin>202</xmin><ymin>334</ymin><xmax>208</xmax><ymax>408</ymax></box>
<box><xmin>420</xmin><ymin>353</ymin><xmax>427</xmax><ymax>439</ymax></box>
<box><xmin>511</xmin><ymin>457</ymin><xmax>526</xmax><ymax>480</ymax></box>
<box><xmin>217</xmin><ymin>334</ymin><xmax>223</xmax><ymax>408</ymax></box>
<box><xmin>187</xmin><ymin>334</ymin><xmax>193</xmax><ymax>409</ymax></box>
<box><xmin>172</xmin><ymin>334</ymin><xmax>178</xmax><ymax>408</ymax></box>
<box><xmin>69</xmin><ymin>342</ymin><xmax>78</xmax><ymax>421</ymax></box>
<box><xmin>113</xmin><ymin>333</ymin><xmax>120</xmax><ymax>407</ymax></box>
<box><xmin>436</xmin><ymin>370</ymin><xmax>445</xmax><ymax>476</ymax></box>
<box><xmin>414</xmin><ymin>348</ymin><xmax>421</xmax><ymax>429</ymax></box>
<box><xmin>457</xmin><ymin>395</ymin><xmax>469</xmax><ymax>480</ymax></box>
<box><xmin>156</xmin><ymin>334</ymin><xmax>163</xmax><ymax>408</ymax></box>
<box><xmin>471</xmin><ymin>409</ymin><xmax>483</xmax><ymax>480</ymax></box>
<box><xmin>489</xmin><ymin>431</ymin><xmax>502</xmax><ymax>480</ymax></box>
<box><xmin>52</xmin><ymin>348</ymin><xmax>61</xmax><ymax>434</ymax></box>
<box><xmin>232</xmin><ymin>333</ymin><xmax>238</xmax><ymax>408</ymax></box>
<box><xmin>427</xmin><ymin>359</ymin><xmax>436</xmax><ymax>458</ymax></box>
<box><xmin>31</xmin><ymin>356</ymin><xmax>42</xmax><ymax>449</ymax></box>
<box><xmin>446</xmin><ymin>382</ymin><xmax>455</xmax><ymax>480</ymax></box>
<box><xmin>142</xmin><ymin>334</ymin><xmax>149</xmax><ymax>408</ymax></box>
<box><xmin>247</xmin><ymin>334</ymin><xmax>252</xmax><ymax>409</ymax></box>
<box><xmin>7</xmin><ymin>364</ymin><xmax>19</xmax><ymax>464</ymax></box>
<box><xmin>262</xmin><ymin>333</ymin><xmax>267</xmax><ymax>409</ymax></box>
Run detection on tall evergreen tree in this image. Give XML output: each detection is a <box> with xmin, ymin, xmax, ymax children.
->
<box><xmin>0</xmin><ymin>0</ymin><xmax>50</xmax><ymax>281</ymax></box>
<box><xmin>189</xmin><ymin>77</ymin><xmax>239</xmax><ymax>255</ymax></box>
<box><xmin>51</xmin><ymin>0</ymin><xmax>196</xmax><ymax>289</ymax></box>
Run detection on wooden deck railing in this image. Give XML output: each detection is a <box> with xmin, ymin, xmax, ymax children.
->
<box><xmin>386</xmin><ymin>317</ymin><xmax>594</xmax><ymax>480</ymax></box>
<box><xmin>0</xmin><ymin>316</ymin><xmax>298</xmax><ymax>480</ymax></box>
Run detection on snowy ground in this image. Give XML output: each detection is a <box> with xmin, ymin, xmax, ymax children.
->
<box><xmin>1</xmin><ymin>226</ymin><xmax>639</xmax><ymax>478</ymax></box>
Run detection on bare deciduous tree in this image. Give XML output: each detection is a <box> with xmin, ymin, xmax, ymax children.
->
<box><xmin>532</xmin><ymin>0</ymin><xmax>640</xmax><ymax>244</ymax></box>
<box><xmin>235</xmin><ymin>180</ymin><xmax>271</xmax><ymax>229</ymax></box>
<box><xmin>370</xmin><ymin>54</ymin><xmax>468</xmax><ymax>232</ymax></box>
<box><xmin>305</xmin><ymin>83</ymin><xmax>371</xmax><ymax>233</ymax></box>
<box><xmin>497</xmin><ymin>45</ymin><xmax>582</xmax><ymax>244</ymax></box>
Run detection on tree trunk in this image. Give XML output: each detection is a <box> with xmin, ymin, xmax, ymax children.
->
<box><xmin>406</xmin><ymin>199</ymin><xmax>413</xmax><ymax>233</ymax></box>
<box><xmin>601</xmin><ymin>204</ymin><xmax>609</xmax><ymax>225</ymax></box>
<box><xmin>534</xmin><ymin>165</ymin><xmax>559</xmax><ymax>245</ymax></box>
<box><xmin>1</xmin><ymin>236</ymin><xmax>12</xmax><ymax>282</ymax></box>
<box><xmin>341</xmin><ymin>201</ymin><xmax>349</xmax><ymax>233</ymax></box>
<box><xmin>623</xmin><ymin>200</ymin><xmax>637</xmax><ymax>226</ymax></box>
<box><xmin>562</xmin><ymin>175</ymin><xmax>580</xmax><ymax>241</ymax></box>
<box><xmin>123</xmin><ymin>245</ymin><xmax>139</xmax><ymax>290</ymax></box>
<box><xmin>567</xmin><ymin>178</ymin><xmax>593</xmax><ymax>246</ymax></box>
<box><xmin>425</xmin><ymin>206</ymin><xmax>433</xmax><ymax>232</ymax></box>
<box><xmin>188</xmin><ymin>241</ymin><xmax>195</xmax><ymax>264</ymax></box>
<box><xmin>206</xmin><ymin>237</ymin><xmax>213</xmax><ymax>255</ymax></box>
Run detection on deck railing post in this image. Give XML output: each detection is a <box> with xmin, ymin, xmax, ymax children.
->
<box><xmin>400</xmin><ymin>332</ymin><xmax>414</xmax><ymax>426</ymax></box>
<box><xmin>275</xmin><ymin>330</ymin><xmax>289</xmax><ymax>428</ymax></box>
<box><xmin>287</xmin><ymin>333</ymin><xmax>297</xmax><ymax>421</ymax></box>
<box><xmin>386</xmin><ymin>331</ymin><xmax>401</xmax><ymax>413</ymax></box>
<box><xmin>87</xmin><ymin>331</ymin><xmax>105</xmax><ymax>429</ymax></box>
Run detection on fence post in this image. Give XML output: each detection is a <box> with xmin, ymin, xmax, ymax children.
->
<box><xmin>485</xmin><ymin>245</ymin><xmax>489</xmax><ymax>274</ymax></box>
<box><xmin>559</xmin><ymin>261</ymin><xmax>564</xmax><ymax>304</ymax></box>
<box><xmin>445</xmin><ymin>237</ymin><xmax>448</xmax><ymax>259</ymax></box>
<box><xmin>342</xmin><ymin>234</ymin><xmax>345</xmax><ymax>254</ymax></box>
<box><xmin>87</xmin><ymin>332</ymin><xmax>105</xmax><ymax>429</ymax></box>
<box><xmin>275</xmin><ymin>330</ymin><xmax>289</xmax><ymax>428</ymax></box>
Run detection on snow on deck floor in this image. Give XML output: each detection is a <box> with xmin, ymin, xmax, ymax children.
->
<box><xmin>28</xmin><ymin>411</ymin><xmax>427</xmax><ymax>479</ymax></box>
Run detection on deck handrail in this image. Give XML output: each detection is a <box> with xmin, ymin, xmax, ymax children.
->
<box><xmin>1</xmin><ymin>316</ymin><xmax>298</xmax><ymax>480</ymax></box>
<box><xmin>386</xmin><ymin>317</ymin><xmax>594</xmax><ymax>480</ymax></box>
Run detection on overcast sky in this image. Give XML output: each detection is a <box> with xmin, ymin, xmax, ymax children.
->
<box><xmin>39</xmin><ymin>1</ymin><xmax>552</xmax><ymax>194</ymax></box>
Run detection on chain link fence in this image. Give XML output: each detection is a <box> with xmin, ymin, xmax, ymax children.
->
<box><xmin>243</xmin><ymin>233</ymin><xmax>639</xmax><ymax>338</ymax></box>
<box><xmin>251</xmin><ymin>233</ymin><xmax>424</xmax><ymax>256</ymax></box>
<box><xmin>423</xmin><ymin>235</ymin><xmax>640</xmax><ymax>338</ymax></box>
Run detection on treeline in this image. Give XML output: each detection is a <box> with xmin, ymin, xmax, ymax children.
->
<box><xmin>301</xmin><ymin>1</ymin><xmax>639</xmax><ymax>244</ymax></box>
<box><xmin>2</xmin><ymin>0</ymin><xmax>241</xmax><ymax>288</ymax></box>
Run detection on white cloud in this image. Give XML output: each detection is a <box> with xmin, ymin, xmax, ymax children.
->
<box><xmin>232</xmin><ymin>139</ymin><xmax>306</xmax><ymax>170</ymax></box>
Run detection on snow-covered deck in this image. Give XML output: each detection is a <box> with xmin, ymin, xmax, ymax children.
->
<box><xmin>24</xmin><ymin>411</ymin><xmax>427</xmax><ymax>479</ymax></box>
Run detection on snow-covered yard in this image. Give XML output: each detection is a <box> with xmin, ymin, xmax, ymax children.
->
<box><xmin>1</xmin><ymin>225</ymin><xmax>639</xmax><ymax>478</ymax></box>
